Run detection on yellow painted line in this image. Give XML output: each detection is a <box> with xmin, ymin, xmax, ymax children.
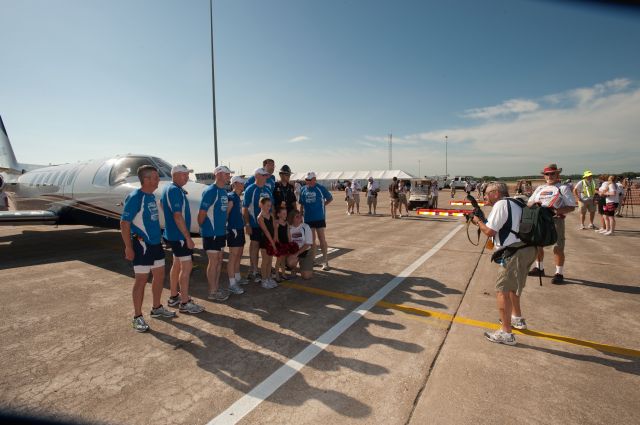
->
<box><xmin>281</xmin><ymin>281</ymin><xmax>640</xmax><ymax>358</ymax></box>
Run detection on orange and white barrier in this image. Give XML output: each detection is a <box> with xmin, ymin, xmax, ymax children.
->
<box><xmin>416</xmin><ymin>208</ymin><xmax>470</xmax><ymax>217</ymax></box>
<box><xmin>450</xmin><ymin>200</ymin><xmax>485</xmax><ymax>206</ymax></box>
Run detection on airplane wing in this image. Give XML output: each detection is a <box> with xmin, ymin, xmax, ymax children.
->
<box><xmin>0</xmin><ymin>210</ymin><xmax>58</xmax><ymax>226</ymax></box>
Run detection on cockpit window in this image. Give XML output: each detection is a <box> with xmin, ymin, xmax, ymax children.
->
<box><xmin>152</xmin><ymin>157</ymin><xmax>173</xmax><ymax>178</ymax></box>
<box><xmin>109</xmin><ymin>156</ymin><xmax>168</xmax><ymax>186</ymax></box>
<box><xmin>93</xmin><ymin>159</ymin><xmax>116</xmax><ymax>187</ymax></box>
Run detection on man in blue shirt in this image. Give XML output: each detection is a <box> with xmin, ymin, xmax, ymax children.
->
<box><xmin>160</xmin><ymin>164</ymin><xmax>203</xmax><ymax>314</ymax></box>
<box><xmin>120</xmin><ymin>165</ymin><xmax>176</xmax><ymax>333</ymax></box>
<box><xmin>198</xmin><ymin>165</ymin><xmax>232</xmax><ymax>301</ymax></box>
<box><xmin>245</xmin><ymin>158</ymin><xmax>276</xmax><ymax>192</ymax></box>
<box><xmin>242</xmin><ymin>167</ymin><xmax>274</xmax><ymax>281</ymax></box>
<box><xmin>299</xmin><ymin>171</ymin><xmax>333</xmax><ymax>270</ymax></box>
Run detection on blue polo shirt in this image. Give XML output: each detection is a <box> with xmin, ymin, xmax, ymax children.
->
<box><xmin>121</xmin><ymin>189</ymin><xmax>162</xmax><ymax>245</ymax></box>
<box><xmin>299</xmin><ymin>184</ymin><xmax>333</xmax><ymax>222</ymax></box>
<box><xmin>245</xmin><ymin>175</ymin><xmax>276</xmax><ymax>192</ymax></box>
<box><xmin>161</xmin><ymin>182</ymin><xmax>191</xmax><ymax>241</ymax></box>
<box><xmin>199</xmin><ymin>185</ymin><xmax>228</xmax><ymax>237</ymax></box>
<box><xmin>227</xmin><ymin>191</ymin><xmax>244</xmax><ymax>230</ymax></box>
<box><xmin>242</xmin><ymin>183</ymin><xmax>274</xmax><ymax>228</ymax></box>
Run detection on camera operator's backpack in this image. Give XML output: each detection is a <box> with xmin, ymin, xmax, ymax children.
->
<box><xmin>503</xmin><ymin>198</ymin><xmax>557</xmax><ymax>247</ymax></box>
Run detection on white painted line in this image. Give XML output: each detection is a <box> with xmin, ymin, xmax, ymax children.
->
<box><xmin>208</xmin><ymin>224</ymin><xmax>464</xmax><ymax>425</ymax></box>
<box><xmin>314</xmin><ymin>247</ymin><xmax>339</xmax><ymax>259</ymax></box>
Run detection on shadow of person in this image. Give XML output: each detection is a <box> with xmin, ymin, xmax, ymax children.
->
<box><xmin>150</xmin><ymin>320</ymin><xmax>375</xmax><ymax>417</ymax></box>
<box><xmin>562</xmin><ymin>278</ymin><xmax>640</xmax><ymax>294</ymax></box>
<box><xmin>516</xmin><ymin>343</ymin><xmax>640</xmax><ymax>377</ymax></box>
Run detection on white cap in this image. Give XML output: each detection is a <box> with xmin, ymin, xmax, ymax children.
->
<box><xmin>254</xmin><ymin>167</ymin><xmax>270</xmax><ymax>176</ymax></box>
<box><xmin>214</xmin><ymin>165</ymin><xmax>233</xmax><ymax>174</ymax></box>
<box><xmin>231</xmin><ymin>175</ymin><xmax>245</xmax><ymax>185</ymax></box>
<box><xmin>171</xmin><ymin>164</ymin><xmax>193</xmax><ymax>174</ymax></box>
<box><xmin>305</xmin><ymin>171</ymin><xmax>317</xmax><ymax>180</ymax></box>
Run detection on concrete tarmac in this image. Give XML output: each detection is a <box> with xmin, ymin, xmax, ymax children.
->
<box><xmin>0</xmin><ymin>189</ymin><xmax>638</xmax><ymax>425</ymax></box>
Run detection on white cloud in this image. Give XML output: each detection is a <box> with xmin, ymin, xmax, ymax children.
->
<box><xmin>463</xmin><ymin>99</ymin><xmax>540</xmax><ymax>119</ymax></box>
<box><xmin>289</xmin><ymin>135</ymin><xmax>310</xmax><ymax>143</ymax></box>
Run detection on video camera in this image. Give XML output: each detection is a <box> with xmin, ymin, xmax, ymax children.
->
<box><xmin>465</xmin><ymin>193</ymin><xmax>486</xmax><ymax>223</ymax></box>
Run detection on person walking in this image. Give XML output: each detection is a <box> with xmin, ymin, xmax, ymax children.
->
<box><xmin>573</xmin><ymin>170</ymin><xmax>597</xmax><ymax>230</ymax></box>
<box><xmin>472</xmin><ymin>182</ymin><xmax>537</xmax><ymax>346</ymax></box>
<box><xmin>366</xmin><ymin>177</ymin><xmax>379</xmax><ymax>214</ymax></box>
<box><xmin>226</xmin><ymin>175</ymin><xmax>247</xmax><ymax>295</ymax></box>
<box><xmin>198</xmin><ymin>165</ymin><xmax>232</xmax><ymax>301</ymax></box>
<box><xmin>120</xmin><ymin>165</ymin><xmax>176</xmax><ymax>333</ymax></box>
<box><xmin>352</xmin><ymin>179</ymin><xmax>361</xmax><ymax>214</ymax></box>
<box><xmin>299</xmin><ymin>172</ymin><xmax>333</xmax><ymax>270</ymax></box>
<box><xmin>527</xmin><ymin>163</ymin><xmax>576</xmax><ymax>284</ymax></box>
<box><xmin>242</xmin><ymin>167</ymin><xmax>274</xmax><ymax>282</ymax></box>
<box><xmin>161</xmin><ymin>164</ymin><xmax>204</xmax><ymax>314</ymax></box>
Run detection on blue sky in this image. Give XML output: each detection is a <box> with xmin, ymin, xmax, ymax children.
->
<box><xmin>1</xmin><ymin>0</ymin><xmax>639</xmax><ymax>177</ymax></box>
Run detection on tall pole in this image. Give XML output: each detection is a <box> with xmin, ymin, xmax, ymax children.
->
<box><xmin>209</xmin><ymin>0</ymin><xmax>219</xmax><ymax>166</ymax></box>
<box><xmin>418</xmin><ymin>159</ymin><xmax>421</xmax><ymax>178</ymax></box>
<box><xmin>445</xmin><ymin>135</ymin><xmax>448</xmax><ymax>177</ymax></box>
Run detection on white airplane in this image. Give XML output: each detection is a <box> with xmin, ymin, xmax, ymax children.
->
<box><xmin>0</xmin><ymin>115</ymin><xmax>208</xmax><ymax>231</ymax></box>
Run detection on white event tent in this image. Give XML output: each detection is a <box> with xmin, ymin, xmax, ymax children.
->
<box><xmin>290</xmin><ymin>170</ymin><xmax>415</xmax><ymax>182</ymax></box>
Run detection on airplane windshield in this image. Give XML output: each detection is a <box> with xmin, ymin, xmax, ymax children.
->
<box><xmin>152</xmin><ymin>157</ymin><xmax>173</xmax><ymax>178</ymax></box>
<box><xmin>109</xmin><ymin>156</ymin><xmax>170</xmax><ymax>186</ymax></box>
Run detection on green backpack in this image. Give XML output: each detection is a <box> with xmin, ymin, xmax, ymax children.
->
<box><xmin>504</xmin><ymin>198</ymin><xmax>558</xmax><ymax>247</ymax></box>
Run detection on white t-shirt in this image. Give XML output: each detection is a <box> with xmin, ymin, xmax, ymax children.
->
<box><xmin>528</xmin><ymin>183</ymin><xmax>576</xmax><ymax>209</ymax></box>
<box><xmin>617</xmin><ymin>182</ymin><xmax>624</xmax><ymax>200</ymax></box>
<box><xmin>345</xmin><ymin>187</ymin><xmax>354</xmax><ymax>200</ymax></box>
<box><xmin>431</xmin><ymin>184</ymin><xmax>438</xmax><ymax>196</ymax></box>
<box><xmin>486</xmin><ymin>199</ymin><xmax>523</xmax><ymax>250</ymax></box>
<box><xmin>367</xmin><ymin>181</ymin><xmax>379</xmax><ymax>196</ymax></box>
<box><xmin>352</xmin><ymin>180</ymin><xmax>361</xmax><ymax>192</ymax></box>
<box><xmin>600</xmin><ymin>182</ymin><xmax>619</xmax><ymax>203</ymax></box>
<box><xmin>289</xmin><ymin>223</ymin><xmax>312</xmax><ymax>250</ymax></box>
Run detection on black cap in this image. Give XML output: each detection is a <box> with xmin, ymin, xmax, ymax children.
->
<box><xmin>279</xmin><ymin>165</ymin><xmax>292</xmax><ymax>174</ymax></box>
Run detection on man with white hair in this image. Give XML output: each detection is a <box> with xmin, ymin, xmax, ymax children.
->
<box><xmin>299</xmin><ymin>172</ymin><xmax>333</xmax><ymax>270</ymax></box>
<box><xmin>161</xmin><ymin>164</ymin><xmax>203</xmax><ymax>314</ymax></box>
<box><xmin>198</xmin><ymin>165</ymin><xmax>232</xmax><ymax>301</ymax></box>
<box><xmin>243</xmin><ymin>167</ymin><xmax>275</xmax><ymax>282</ymax></box>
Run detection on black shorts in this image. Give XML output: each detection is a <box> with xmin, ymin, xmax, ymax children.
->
<box><xmin>306</xmin><ymin>219</ymin><xmax>326</xmax><ymax>229</ymax></box>
<box><xmin>132</xmin><ymin>239</ymin><xmax>165</xmax><ymax>273</ymax></box>
<box><xmin>249</xmin><ymin>226</ymin><xmax>262</xmax><ymax>242</ymax></box>
<box><xmin>166</xmin><ymin>239</ymin><xmax>193</xmax><ymax>260</ymax></box>
<box><xmin>227</xmin><ymin>228</ymin><xmax>246</xmax><ymax>247</ymax></box>
<box><xmin>597</xmin><ymin>197</ymin><xmax>606</xmax><ymax>214</ymax></box>
<box><xmin>203</xmin><ymin>235</ymin><xmax>226</xmax><ymax>252</ymax></box>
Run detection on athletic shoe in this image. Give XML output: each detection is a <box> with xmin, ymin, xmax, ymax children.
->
<box><xmin>587</xmin><ymin>224</ymin><xmax>597</xmax><ymax>230</ymax></box>
<box><xmin>167</xmin><ymin>294</ymin><xmax>181</xmax><ymax>308</ymax></box>
<box><xmin>578</xmin><ymin>224</ymin><xmax>585</xmax><ymax>230</ymax></box>
<box><xmin>551</xmin><ymin>273</ymin><xmax>564</xmax><ymax>285</ymax></box>
<box><xmin>261</xmin><ymin>278</ymin><xmax>278</xmax><ymax>289</ymax></box>
<box><xmin>484</xmin><ymin>329</ymin><xmax>516</xmax><ymax>346</ymax></box>
<box><xmin>596</xmin><ymin>229</ymin><xmax>608</xmax><ymax>234</ymax></box>
<box><xmin>499</xmin><ymin>317</ymin><xmax>528</xmax><ymax>330</ymax></box>
<box><xmin>208</xmin><ymin>290</ymin><xmax>229</xmax><ymax>302</ymax></box>
<box><xmin>321</xmin><ymin>263</ymin><xmax>331</xmax><ymax>271</ymax></box>
<box><xmin>150</xmin><ymin>305</ymin><xmax>177</xmax><ymax>319</ymax></box>
<box><xmin>528</xmin><ymin>267</ymin><xmax>545</xmax><ymax>277</ymax></box>
<box><xmin>179</xmin><ymin>300</ymin><xmax>204</xmax><ymax>314</ymax></box>
<box><xmin>228</xmin><ymin>284</ymin><xmax>245</xmax><ymax>295</ymax></box>
<box><xmin>132</xmin><ymin>315</ymin><xmax>149</xmax><ymax>332</ymax></box>
<box><xmin>236</xmin><ymin>276</ymin><xmax>249</xmax><ymax>285</ymax></box>
<box><xmin>603</xmin><ymin>231</ymin><xmax>613</xmax><ymax>236</ymax></box>
<box><xmin>253</xmin><ymin>272</ymin><xmax>262</xmax><ymax>284</ymax></box>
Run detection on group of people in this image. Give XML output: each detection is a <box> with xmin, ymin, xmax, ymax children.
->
<box><xmin>573</xmin><ymin>170</ymin><xmax>628</xmax><ymax>236</ymax></box>
<box><xmin>120</xmin><ymin>159</ymin><xmax>333</xmax><ymax>333</ymax></box>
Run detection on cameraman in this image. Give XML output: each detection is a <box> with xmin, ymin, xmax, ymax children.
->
<box><xmin>471</xmin><ymin>182</ymin><xmax>537</xmax><ymax>346</ymax></box>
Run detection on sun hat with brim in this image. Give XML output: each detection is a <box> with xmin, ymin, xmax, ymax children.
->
<box><xmin>231</xmin><ymin>175</ymin><xmax>245</xmax><ymax>185</ymax></box>
<box><xmin>583</xmin><ymin>170</ymin><xmax>593</xmax><ymax>178</ymax></box>
<box><xmin>541</xmin><ymin>163</ymin><xmax>562</xmax><ymax>174</ymax></box>
<box><xmin>279</xmin><ymin>165</ymin><xmax>292</xmax><ymax>175</ymax></box>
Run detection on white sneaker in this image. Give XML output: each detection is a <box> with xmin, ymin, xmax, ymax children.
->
<box><xmin>321</xmin><ymin>263</ymin><xmax>330</xmax><ymax>271</ymax></box>
<box><xmin>587</xmin><ymin>224</ymin><xmax>597</xmax><ymax>230</ymax></box>
<box><xmin>228</xmin><ymin>284</ymin><xmax>245</xmax><ymax>295</ymax></box>
<box><xmin>261</xmin><ymin>278</ymin><xmax>278</xmax><ymax>289</ymax></box>
<box><xmin>578</xmin><ymin>224</ymin><xmax>585</xmax><ymax>230</ymax></box>
<box><xmin>603</xmin><ymin>231</ymin><xmax>613</xmax><ymax>236</ymax></box>
<box><xmin>596</xmin><ymin>229</ymin><xmax>607</xmax><ymax>234</ymax></box>
<box><xmin>484</xmin><ymin>329</ymin><xmax>516</xmax><ymax>346</ymax></box>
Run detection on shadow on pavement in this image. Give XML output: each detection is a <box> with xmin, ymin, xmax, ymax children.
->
<box><xmin>562</xmin><ymin>278</ymin><xmax>640</xmax><ymax>294</ymax></box>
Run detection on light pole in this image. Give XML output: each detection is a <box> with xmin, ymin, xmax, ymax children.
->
<box><xmin>209</xmin><ymin>0</ymin><xmax>219</xmax><ymax>166</ymax></box>
<box><xmin>418</xmin><ymin>159</ymin><xmax>421</xmax><ymax>178</ymax></box>
<box><xmin>445</xmin><ymin>135</ymin><xmax>448</xmax><ymax>177</ymax></box>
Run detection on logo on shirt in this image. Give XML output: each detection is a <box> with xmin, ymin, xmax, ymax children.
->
<box><xmin>305</xmin><ymin>191</ymin><xmax>317</xmax><ymax>203</ymax></box>
<box><xmin>220</xmin><ymin>195</ymin><xmax>228</xmax><ymax>212</ymax></box>
<box><xmin>148</xmin><ymin>201</ymin><xmax>159</xmax><ymax>221</ymax></box>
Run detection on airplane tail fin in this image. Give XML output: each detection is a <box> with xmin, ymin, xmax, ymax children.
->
<box><xmin>0</xmin><ymin>115</ymin><xmax>21</xmax><ymax>174</ymax></box>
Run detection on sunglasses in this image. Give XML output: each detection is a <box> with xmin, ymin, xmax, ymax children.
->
<box><xmin>544</xmin><ymin>172</ymin><xmax>559</xmax><ymax>176</ymax></box>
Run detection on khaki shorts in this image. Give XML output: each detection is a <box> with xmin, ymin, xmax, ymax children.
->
<box><xmin>299</xmin><ymin>250</ymin><xmax>314</xmax><ymax>272</ymax></box>
<box><xmin>495</xmin><ymin>245</ymin><xmax>537</xmax><ymax>296</ymax></box>
<box><xmin>554</xmin><ymin>217</ymin><xmax>565</xmax><ymax>250</ymax></box>
<box><xmin>578</xmin><ymin>199</ymin><xmax>596</xmax><ymax>214</ymax></box>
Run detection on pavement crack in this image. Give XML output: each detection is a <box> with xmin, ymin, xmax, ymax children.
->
<box><xmin>404</xmin><ymin>242</ymin><xmax>486</xmax><ymax>425</ymax></box>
